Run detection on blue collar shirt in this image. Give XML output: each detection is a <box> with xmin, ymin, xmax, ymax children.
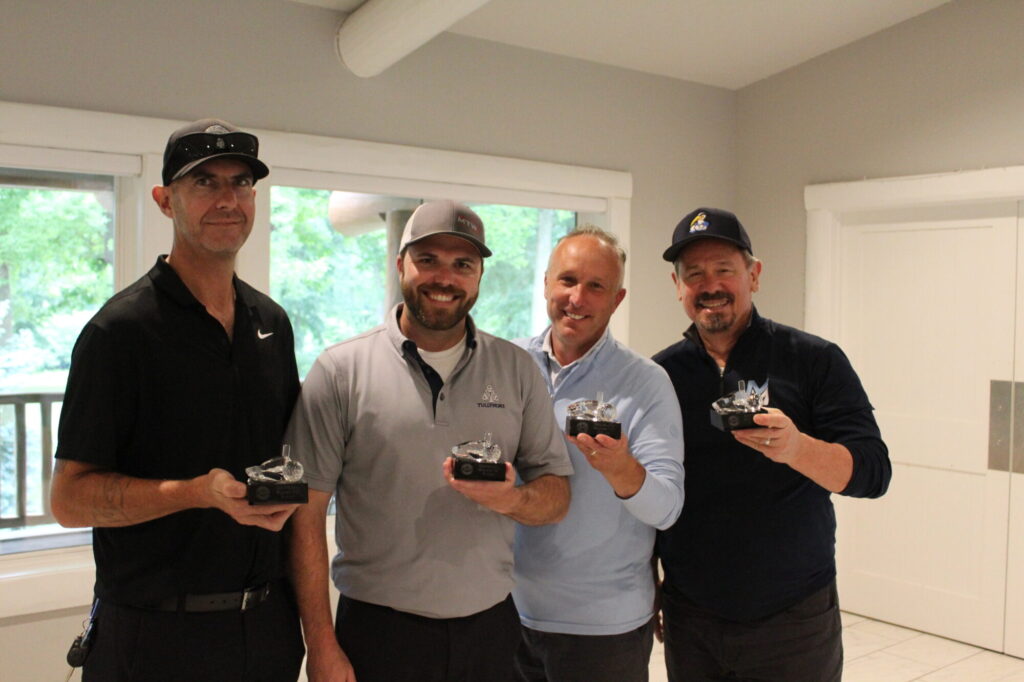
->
<box><xmin>512</xmin><ymin>327</ymin><xmax>685</xmax><ymax>635</ymax></box>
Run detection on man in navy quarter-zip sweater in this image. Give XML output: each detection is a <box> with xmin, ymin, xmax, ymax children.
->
<box><xmin>653</xmin><ymin>207</ymin><xmax>891</xmax><ymax>682</ymax></box>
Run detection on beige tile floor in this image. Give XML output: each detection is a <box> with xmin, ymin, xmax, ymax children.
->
<box><xmin>647</xmin><ymin>612</ymin><xmax>1024</xmax><ymax>682</ymax></box>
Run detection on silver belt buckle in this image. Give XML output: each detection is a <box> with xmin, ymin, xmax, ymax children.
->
<box><xmin>240</xmin><ymin>587</ymin><xmax>256</xmax><ymax>612</ymax></box>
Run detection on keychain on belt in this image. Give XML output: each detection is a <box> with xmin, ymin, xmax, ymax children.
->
<box><xmin>64</xmin><ymin>598</ymin><xmax>98</xmax><ymax>681</ymax></box>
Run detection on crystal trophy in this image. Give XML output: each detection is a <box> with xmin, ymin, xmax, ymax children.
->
<box><xmin>451</xmin><ymin>433</ymin><xmax>506</xmax><ymax>481</ymax></box>
<box><xmin>710</xmin><ymin>379</ymin><xmax>769</xmax><ymax>431</ymax></box>
<box><xmin>246</xmin><ymin>444</ymin><xmax>309</xmax><ymax>504</ymax></box>
<box><xmin>566</xmin><ymin>392</ymin><xmax>622</xmax><ymax>439</ymax></box>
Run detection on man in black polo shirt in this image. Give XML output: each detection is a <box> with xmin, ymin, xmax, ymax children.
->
<box><xmin>653</xmin><ymin>207</ymin><xmax>891</xmax><ymax>681</ymax></box>
<box><xmin>50</xmin><ymin>119</ymin><xmax>304</xmax><ymax>681</ymax></box>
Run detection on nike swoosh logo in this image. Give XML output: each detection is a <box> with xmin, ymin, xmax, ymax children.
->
<box><xmin>257</xmin><ymin>330</ymin><xmax>274</xmax><ymax>340</ymax></box>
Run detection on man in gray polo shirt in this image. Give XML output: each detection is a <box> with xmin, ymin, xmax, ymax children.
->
<box><xmin>286</xmin><ymin>200</ymin><xmax>573</xmax><ymax>682</ymax></box>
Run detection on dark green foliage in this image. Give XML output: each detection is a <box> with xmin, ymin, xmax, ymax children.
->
<box><xmin>0</xmin><ymin>186</ymin><xmax>114</xmax><ymax>385</ymax></box>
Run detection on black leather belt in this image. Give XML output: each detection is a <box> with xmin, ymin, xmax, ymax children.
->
<box><xmin>154</xmin><ymin>583</ymin><xmax>272</xmax><ymax>613</ymax></box>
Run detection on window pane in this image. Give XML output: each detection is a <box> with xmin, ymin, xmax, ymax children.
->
<box><xmin>0</xmin><ymin>168</ymin><xmax>114</xmax><ymax>545</ymax></box>
<box><xmin>470</xmin><ymin>204</ymin><xmax>575</xmax><ymax>340</ymax></box>
<box><xmin>270</xmin><ymin>187</ymin><xmax>389</xmax><ymax>378</ymax></box>
<box><xmin>270</xmin><ymin>189</ymin><xmax>574</xmax><ymax>378</ymax></box>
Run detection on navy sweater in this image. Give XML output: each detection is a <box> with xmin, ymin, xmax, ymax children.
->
<box><xmin>654</xmin><ymin>309</ymin><xmax>890</xmax><ymax>621</ymax></box>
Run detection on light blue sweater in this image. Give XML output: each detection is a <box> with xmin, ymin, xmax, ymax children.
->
<box><xmin>513</xmin><ymin>328</ymin><xmax>685</xmax><ymax>635</ymax></box>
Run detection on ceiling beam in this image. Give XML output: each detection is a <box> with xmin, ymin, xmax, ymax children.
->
<box><xmin>337</xmin><ymin>0</ymin><xmax>492</xmax><ymax>78</ymax></box>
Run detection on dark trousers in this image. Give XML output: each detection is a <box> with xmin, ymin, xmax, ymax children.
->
<box><xmin>513</xmin><ymin>618</ymin><xmax>656</xmax><ymax>682</ymax></box>
<box><xmin>662</xmin><ymin>580</ymin><xmax>843</xmax><ymax>682</ymax></box>
<box><xmin>82</xmin><ymin>580</ymin><xmax>304</xmax><ymax>682</ymax></box>
<box><xmin>335</xmin><ymin>593</ymin><xmax>521</xmax><ymax>682</ymax></box>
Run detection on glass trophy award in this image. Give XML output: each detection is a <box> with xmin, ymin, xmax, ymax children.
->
<box><xmin>246</xmin><ymin>444</ymin><xmax>309</xmax><ymax>504</ymax></box>
<box><xmin>451</xmin><ymin>433</ymin><xmax>506</xmax><ymax>481</ymax></box>
<box><xmin>710</xmin><ymin>379</ymin><xmax>769</xmax><ymax>431</ymax></box>
<box><xmin>566</xmin><ymin>392</ymin><xmax>622</xmax><ymax>439</ymax></box>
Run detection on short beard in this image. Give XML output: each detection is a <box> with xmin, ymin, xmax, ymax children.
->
<box><xmin>696</xmin><ymin>312</ymin><xmax>734</xmax><ymax>334</ymax></box>
<box><xmin>402</xmin><ymin>282</ymin><xmax>477</xmax><ymax>331</ymax></box>
<box><xmin>694</xmin><ymin>293</ymin><xmax>735</xmax><ymax>334</ymax></box>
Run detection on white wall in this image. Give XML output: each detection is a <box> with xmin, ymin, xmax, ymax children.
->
<box><xmin>736</xmin><ymin>0</ymin><xmax>1024</xmax><ymax>327</ymax></box>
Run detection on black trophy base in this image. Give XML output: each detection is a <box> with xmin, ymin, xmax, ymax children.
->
<box><xmin>566</xmin><ymin>417</ymin><xmax>621</xmax><ymax>439</ymax></box>
<box><xmin>247</xmin><ymin>481</ymin><xmax>309</xmax><ymax>505</ymax></box>
<box><xmin>710</xmin><ymin>409</ymin><xmax>767</xmax><ymax>432</ymax></box>
<box><xmin>452</xmin><ymin>456</ymin><xmax>506</xmax><ymax>481</ymax></box>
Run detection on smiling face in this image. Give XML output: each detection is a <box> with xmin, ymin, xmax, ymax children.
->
<box><xmin>673</xmin><ymin>238</ymin><xmax>760</xmax><ymax>347</ymax></box>
<box><xmin>154</xmin><ymin>158</ymin><xmax>256</xmax><ymax>262</ymax></box>
<box><xmin>397</xmin><ymin>233</ymin><xmax>483</xmax><ymax>350</ymax></box>
<box><xmin>544</xmin><ymin>234</ymin><xmax>626</xmax><ymax>365</ymax></box>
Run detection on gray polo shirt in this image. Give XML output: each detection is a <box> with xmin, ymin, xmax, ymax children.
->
<box><xmin>287</xmin><ymin>305</ymin><xmax>573</xmax><ymax>619</ymax></box>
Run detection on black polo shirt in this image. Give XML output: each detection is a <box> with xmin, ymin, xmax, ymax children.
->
<box><xmin>653</xmin><ymin>308</ymin><xmax>890</xmax><ymax>622</ymax></box>
<box><xmin>56</xmin><ymin>257</ymin><xmax>300</xmax><ymax>607</ymax></box>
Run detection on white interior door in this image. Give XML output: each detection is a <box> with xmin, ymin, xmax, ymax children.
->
<box><xmin>833</xmin><ymin>202</ymin><xmax>1017</xmax><ymax>650</ymax></box>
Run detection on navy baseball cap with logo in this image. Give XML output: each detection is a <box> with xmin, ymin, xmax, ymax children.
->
<box><xmin>662</xmin><ymin>207</ymin><xmax>753</xmax><ymax>263</ymax></box>
<box><xmin>399</xmin><ymin>200</ymin><xmax>492</xmax><ymax>258</ymax></box>
<box><xmin>161</xmin><ymin>118</ymin><xmax>269</xmax><ymax>186</ymax></box>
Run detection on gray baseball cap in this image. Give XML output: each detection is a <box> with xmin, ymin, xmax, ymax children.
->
<box><xmin>399</xmin><ymin>200</ymin><xmax>492</xmax><ymax>258</ymax></box>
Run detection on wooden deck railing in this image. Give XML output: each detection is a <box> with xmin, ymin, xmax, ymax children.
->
<box><xmin>0</xmin><ymin>392</ymin><xmax>62</xmax><ymax>529</ymax></box>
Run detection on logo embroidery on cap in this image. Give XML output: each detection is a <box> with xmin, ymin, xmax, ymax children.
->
<box><xmin>478</xmin><ymin>384</ymin><xmax>505</xmax><ymax>409</ymax></box>
<box><xmin>456</xmin><ymin>215</ymin><xmax>479</xmax><ymax>235</ymax></box>
<box><xmin>689</xmin><ymin>212</ymin><xmax>709</xmax><ymax>233</ymax></box>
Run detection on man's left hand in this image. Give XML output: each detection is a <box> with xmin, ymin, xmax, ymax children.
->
<box><xmin>443</xmin><ymin>457</ymin><xmax>519</xmax><ymax>515</ymax></box>
<box><xmin>572</xmin><ymin>433</ymin><xmax>645</xmax><ymax>498</ymax></box>
<box><xmin>733</xmin><ymin>407</ymin><xmax>855</xmax><ymax>493</ymax></box>
<box><xmin>733</xmin><ymin>407</ymin><xmax>801</xmax><ymax>464</ymax></box>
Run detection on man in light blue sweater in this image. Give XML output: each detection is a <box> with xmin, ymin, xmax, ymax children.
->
<box><xmin>512</xmin><ymin>226</ymin><xmax>685</xmax><ymax>682</ymax></box>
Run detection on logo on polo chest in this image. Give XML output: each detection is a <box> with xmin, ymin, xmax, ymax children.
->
<box><xmin>478</xmin><ymin>384</ymin><xmax>505</xmax><ymax>408</ymax></box>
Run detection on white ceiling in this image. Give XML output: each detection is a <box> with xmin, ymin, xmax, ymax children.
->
<box><xmin>293</xmin><ymin>0</ymin><xmax>951</xmax><ymax>89</ymax></box>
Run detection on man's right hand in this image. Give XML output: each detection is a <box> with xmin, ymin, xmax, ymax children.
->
<box><xmin>306</xmin><ymin>641</ymin><xmax>358</xmax><ymax>682</ymax></box>
<box><xmin>51</xmin><ymin>459</ymin><xmax>299</xmax><ymax>529</ymax></box>
<box><xmin>201</xmin><ymin>468</ymin><xmax>299</xmax><ymax>531</ymax></box>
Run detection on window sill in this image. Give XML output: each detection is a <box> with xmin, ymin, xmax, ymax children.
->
<box><xmin>0</xmin><ymin>526</ymin><xmax>91</xmax><ymax>556</ymax></box>
<box><xmin>0</xmin><ymin>544</ymin><xmax>94</xmax><ymax>619</ymax></box>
